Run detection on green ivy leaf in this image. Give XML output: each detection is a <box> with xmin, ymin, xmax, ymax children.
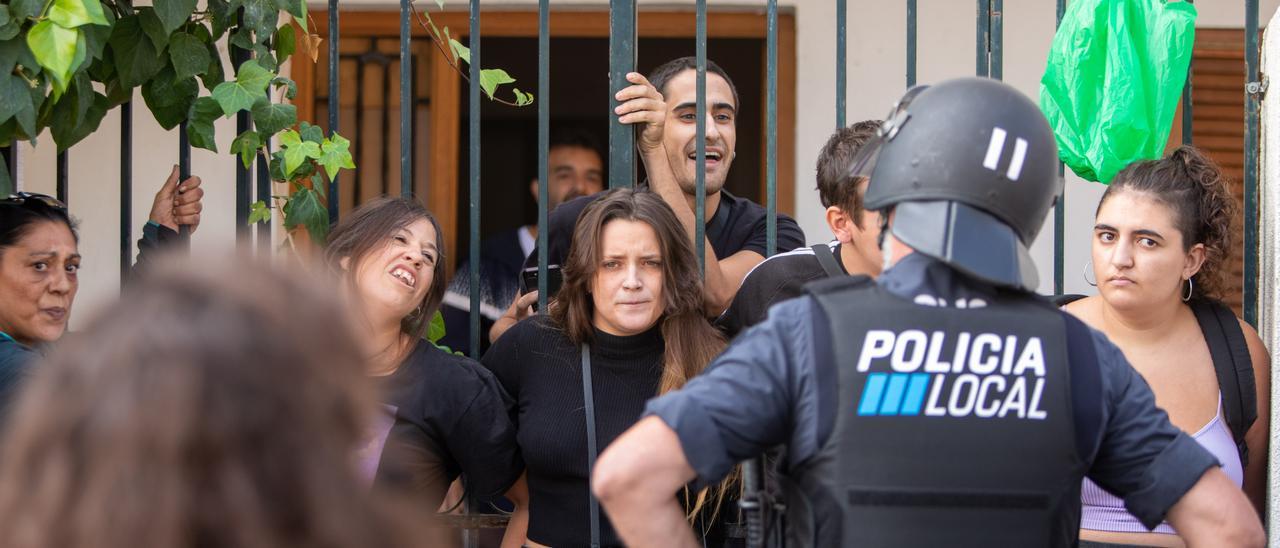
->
<box><xmin>281</xmin><ymin>187</ymin><xmax>328</xmax><ymax>243</ymax></box>
<box><xmin>310</xmin><ymin>173</ymin><xmax>326</xmax><ymax>199</ymax></box>
<box><xmin>200</xmin><ymin>41</ymin><xmax>224</xmax><ymax>93</ymax></box>
<box><xmin>10</xmin><ymin>0</ymin><xmax>44</xmax><ymax>21</ymax></box>
<box><xmin>66</xmin><ymin>70</ymin><xmax>93</xmax><ymax>124</ymax></box>
<box><xmin>80</xmin><ymin>6</ymin><xmax>113</xmax><ymax>62</ymax></box>
<box><xmin>249</xmin><ymin>95</ymin><xmax>295</xmax><ymax>135</ymax></box>
<box><xmin>298</xmin><ymin>121</ymin><xmax>324</xmax><ymax>144</ymax></box>
<box><xmin>0</xmin><ymin>39</ymin><xmax>37</xmax><ymax>74</ymax></box>
<box><xmin>478</xmin><ymin>68</ymin><xmax>515</xmax><ymax>100</ymax></box>
<box><xmin>230</xmin><ymin>129</ymin><xmax>261</xmax><ymax>168</ymax></box>
<box><xmin>273</xmin><ymin>0</ymin><xmax>305</xmax><ymax>20</ymax></box>
<box><xmin>0</xmin><ymin>6</ymin><xmax>20</xmax><ymax>41</ymax></box>
<box><xmin>0</xmin><ymin>151</ymin><xmax>11</xmax><ymax>195</ymax></box>
<box><xmin>47</xmin><ymin>0</ymin><xmax>109</xmax><ymax>29</ymax></box>
<box><xmin>252</xmin><ymin>43</ymin><xmax>277</xmax><ymax>72</ymax></box>
<box><xmin>51</xmin><ymin>90</ymin><xmax>106</xmax><ymax>150</ymax></box>
<box><xmin>27</xmin><ymin>21</ymin><xmax>80</xmax><ymax>91</ymax></box>
<box><xmin>270</xmin><ymin>76</ymin><xmax>297</xmax><ymax>100</ymax></box>
<box><xmin>154</xmin><ymin>0</ymin><xmax>196</xmax><ymax>34</ymax></box>
<box><xmin>109</xmin><ymin>14</ymin><xmax>166</xmax><ymax>88</ymax></box>
<box><xmin>141</xmin><ymin>66</ymin><xmax>198</xmax><ymax>130</ymax></box>
<box><xmin>0</xmin><ymin>73</ymin><xmax>33</xmax><ymax>127</ymax></box>
<box><xmin>186</xmin><ymin>96</ymin><xmax>221</xmax><ymax>152</ymax></box>
<box><xmin>241</xmin><ymin>0</ymin><xmax>277</xmax><ymax>45</ymax></box>
<box><xmin>512</xmin><ymin>87</ymin><xmax>534</xmax><ymax>106</ymax></box>
<box><xmin>137</xmin><ymin>8</ymin><xmax>170</xmax><ymax>53</ymax></box>
<box><xmin>282</xmin><ymin>141</ymin><xmax>320</xmax><ymax>177</ymax></box>
<box><xmin>248</xmin><ymin>200</ymin><xmax>272</xmax><ymax>224</ymax></box>
<box><xmin>210</xmin><ymin>59</ymin><xmax>271</xmax><ymax>116</ymax></box>
<box><xmin>208</xmin><ymin>0</ymin><xmax>231</xmax><ymax>39</ymax></box>
<box><xmin>229</xmin><ymin>25</ymin><xmax>255</xmax><ymax>50</ymax></box>
<box><xmin>103</xmin><ymin>77</ymin><xmax>131</xmax><ymax>106</ymax></box>
<box><xmin>169</xmin><ymin>33</ymin><xmax>210</xmax><ymax>81</ymax></box>
<box><xmin>318</xmin><ymin>134</ymin><xmax>355</xmax><ymax>180</ymax></box>
<box><xmin>274</xmin><ymin>24</ymin><xmax>295</xmax><ymax>62</ymax></box>
<box><xmin>449</xmin><ymin>38</ymin><xmax>469</xmax><ymax>64</ymax></box>
<box><xmin>428</xmin><ymin>310</ymin><xmax>447</xmax><ymax>343</ymax></box>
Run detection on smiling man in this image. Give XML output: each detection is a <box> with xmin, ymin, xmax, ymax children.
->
<box><xmin>491</xmin><ymin>58</ymin><xmax>805</xmax><ymax>339</ymax></box>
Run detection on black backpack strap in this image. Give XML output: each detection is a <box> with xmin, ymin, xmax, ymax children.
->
<box><xmin>1062</xmin><ymin>313</ymin><xmax>1103</xmax><ymax>463</ymax></box>
<box><xmin>1051</xmin><ymin>294</ymin><xmax>1088</xmax><ymax>308</ymax></box>
<box><xmin>581</xmin><ymin>344</ymin><xmax>601</xmax><ymax>548</ymax></box>
<box><xmin>1190</xmin><ymin>300</ymin><xmax>1257</xmax><ymax>467</ymax></box>
<box><xmin>810</xmin><ymin>243</ymin><xmax>843</xmax><ymax>278</ymax></box>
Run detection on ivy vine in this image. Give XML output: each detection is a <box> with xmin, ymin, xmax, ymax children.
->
<box><xmin>0</xmin><ymin>0</ymin><xmax>531</xmax><ymax>248</ymax></box>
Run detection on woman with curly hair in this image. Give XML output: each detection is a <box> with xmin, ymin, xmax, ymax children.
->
<box><xmin>1067</xmin><ymin>146</ymin><xmax>1270</xmax><ymax>547</ymax></box>
<box><xmin>483</xmin><ymin>188</ymin><xmax>732</xmax><ymax>548</ymax></box>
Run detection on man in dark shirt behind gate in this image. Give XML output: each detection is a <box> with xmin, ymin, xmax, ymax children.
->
<box><xmin>490</xmin><ymin>57</ymin><xmax>805</xmax><ymax>341</ymax></box>
<box><xmin>591</xmin><ymin>78</ymin><xmax>1264</xmax><ymax>547</ymax></box>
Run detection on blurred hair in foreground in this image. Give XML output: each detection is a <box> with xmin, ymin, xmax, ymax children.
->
<box><xmin>0</xmin><ymin>255</ymin><xmax>445</xmax><ymax>548</ymax></box>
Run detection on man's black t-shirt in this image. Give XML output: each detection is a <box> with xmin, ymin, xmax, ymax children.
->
<box><xmin>371</xmin><ymin>340</ymin><xmax>524</xmax><ymax>509</ymax></box>
<box><xmin>715</xmin><ymin>241</ymin><xmax>847</xmax><ymax>337</ymax></box>
<box><xmin>531</xmin><ymin>189</ymin><xmax>806</xmax><ymax>277</ymax></box>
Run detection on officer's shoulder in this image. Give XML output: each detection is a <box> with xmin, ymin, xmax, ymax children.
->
<box><xmin>803</xmin><ymin>274</ymin><xmax>875</xmax><ymax>296</ymax></box>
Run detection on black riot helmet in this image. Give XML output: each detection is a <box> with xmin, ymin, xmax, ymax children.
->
<box><xmin>848</xmin><ymin>77</ymin><xmax>1061</xmax><ymax>290</ymax></box>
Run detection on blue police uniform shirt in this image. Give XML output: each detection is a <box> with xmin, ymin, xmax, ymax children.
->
<box><xmin>646</xmin><ymin>252</ymin><xmax>1220</xmax><ymax>528</ymax></box>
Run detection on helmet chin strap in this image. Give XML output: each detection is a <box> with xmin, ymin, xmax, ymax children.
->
<box><xmin>877</xmin><ymin>210</ymin><xmax>895</xmax><ymax>273</ymax></box>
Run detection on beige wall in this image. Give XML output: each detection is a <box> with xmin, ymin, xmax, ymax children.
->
<box><xmin>17</xmin><ymin>0</ymin><xmax>1275</xmax><ymax>327</ymax></box>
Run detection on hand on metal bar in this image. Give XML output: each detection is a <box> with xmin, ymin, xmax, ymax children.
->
<box><xmin>489</xmin><ymin>290</ymin><xmax>539</xmax><ymax>344</ymax></box>
<box><xmin>149</xmin><ymin>165</ymin><xmax>205</xmax><ymax>234</ymax></box>
<box><xmin>614</xmin><ymin>72</ymin><xmax>667</xmax><ymax>154</ymax></box>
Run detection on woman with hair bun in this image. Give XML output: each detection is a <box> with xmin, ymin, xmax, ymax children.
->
<box><xmin>1068</xmin><ymin>146</ymin><xmax>1270</xmax><ymax>547</ymax></box>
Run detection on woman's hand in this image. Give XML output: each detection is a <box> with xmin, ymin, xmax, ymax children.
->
<box><xmin>614</xmin><ymin>72</ymin><xmax>666</xmax><ymax>154</ymax></box>
<box><xmin>149</xmin><ymin>165</ymin><xmax>205</xmax><ymax>233</ymax></box>
<box><xmin>489</xmin><ymin>291</ymin><xmax>539</xmax><ymax>344</ymax></box>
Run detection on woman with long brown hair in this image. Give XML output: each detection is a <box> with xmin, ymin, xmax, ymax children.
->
<box><xmin>0</xmin><ymin>258</ymin><xmax>441</xmax><ymax>548</ymax></box>
<box><xmin>483</xmin><ymin>188</ymin><xmax>729</xmax><ymax>548</ymax></box>
<box><xmin>324</xmin><ymin>196</ymin><xmax>522</xmax><ymax>515</ymax></box>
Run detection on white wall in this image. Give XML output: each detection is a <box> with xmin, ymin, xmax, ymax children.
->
<box><xmin>17</xmin><ymin>0</ymin><xmax>1276</xmax><ymax>328</ymax></box>
<box><xmin>800</xmin><ymin>0</ymin><xmax>1277</xmax><ymax>296</ymax></box>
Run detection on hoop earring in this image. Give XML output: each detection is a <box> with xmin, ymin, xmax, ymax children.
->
<box><xmin>1183</xmin><ymin>278</ymin><xmax>1194</xmax><ymax>302</ymax></box>
<box><xmin>1082</xmin><ymin>260</ymin><xmax>1097</xmax><ymax>287</ymax></box>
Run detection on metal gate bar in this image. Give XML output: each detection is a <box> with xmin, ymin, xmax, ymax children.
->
<box><xmin>1244</xmin><ymin>0</ymin><xmax>1260</xmax><ymax>326</ymax></box>
<box><xmin>468</xmin><ymin>0</ymin><xmax>483</xmax><ymax>359</ymax></box>
<box><xmin>120</xmin><ymin>102</ymin><xmax>132</xmax><ymax>285</ymax></box>
<box><xmin>537</xmin><ymin>0</ymin><xmax>551</xmax><ymax>311</ymax></box>
<box><xmin>328</xmin><ymin>0</ymin><xmax>341</xmax><ymax>222</ymax></box>
<box><xmin>695</xmin><ymin>0</ymin><xmax>707</xmax><ymax>276</ymax></box>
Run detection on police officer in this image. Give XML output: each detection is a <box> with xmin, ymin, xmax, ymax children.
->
<box><xmin>590</xmin><ymin>78</ymin><xmax>1264</xmax><ymax>547</ymax></box>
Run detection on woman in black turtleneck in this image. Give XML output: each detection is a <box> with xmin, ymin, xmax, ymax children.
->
<box><xmin>483</xmin><ymin>189</ymin><xmax>730</xmax><ymax>548</ymax></box>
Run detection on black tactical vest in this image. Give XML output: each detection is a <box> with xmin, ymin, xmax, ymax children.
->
<box><xmin>783</xmin><ymin>277</ymin><xmax>1083</xmax><ymax>547</ymax></box>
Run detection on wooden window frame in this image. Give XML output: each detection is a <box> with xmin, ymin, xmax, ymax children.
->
<box><xmin>296</xmin><ymin>9</ymin><xmax>798</xmax><ymax>269</ymax></box>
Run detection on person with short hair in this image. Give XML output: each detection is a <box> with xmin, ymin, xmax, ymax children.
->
<box><xmin>325</xmin><ymin>197</ymin><xmax>523</xmax><ymax>515</ymax></box>
<box><xmin>0</xmin><ymin>257</ymin><xmax>442</xmax><ymax>548</ymax></box>
<box><xmin>440</xmin><ymin>129</ymin><xmax>605</xmax><ymax>356</ymax></box>
<box><xmin>490</xmin><ymin>58</ymin><xmax>806</xmax><ymax>342</ymax></box>
<box><xmin>717</xmin><ymin>120</ymin><xmax>884</xmax><ymax>337</ymax></box>
<box><xmin>1068</xmin><ymin>146</ymin><xmax>1270</xmax><ymax>547</ymax></box>
<box><xmin>590</xmin><ymin>78</ymin><xmax>1263</xmax><ymax>547</ymax></box>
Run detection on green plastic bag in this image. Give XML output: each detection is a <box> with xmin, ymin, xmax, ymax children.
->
<box><xmin>1039</xmin><ymin>0</ymin><xmax>1197</xmax><ymax>183</ymax></box>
